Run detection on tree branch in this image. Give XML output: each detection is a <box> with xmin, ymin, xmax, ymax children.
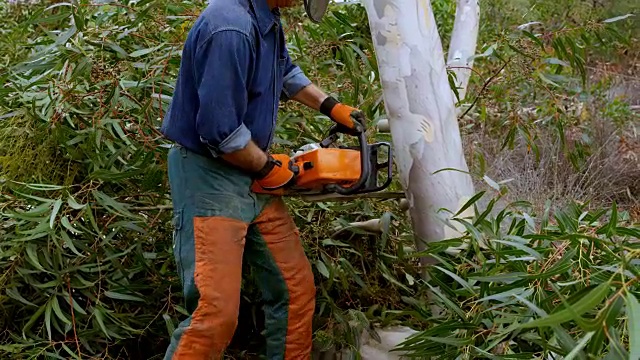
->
<box><xmin>457</xmin><ymin>59</ymin><xmax>511</xmax><ymax>121</ymax></box>
<box><xmin>447</xmin><ymin>0</ymin><xmax>481</xmax><ymax>102</ymax></box>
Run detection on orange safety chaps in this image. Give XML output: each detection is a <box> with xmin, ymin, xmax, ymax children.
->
<box><xmin>164</xmin><ymin>145</ymin><xmax>316</xmax><ymax>360</ymax></box>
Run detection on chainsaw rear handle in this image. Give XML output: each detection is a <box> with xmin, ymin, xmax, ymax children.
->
<box><xmin>321</xmin><ymin>125</ymin><xmax>372</xmax><ymax>196</ymax></box>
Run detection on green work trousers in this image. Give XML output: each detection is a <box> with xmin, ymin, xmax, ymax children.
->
<box><xmin>163</xmin><ymin>145</ymin><xmax>316</xmax><ymax>360</ymax></box>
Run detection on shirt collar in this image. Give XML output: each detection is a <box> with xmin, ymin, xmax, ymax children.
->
<box><xmin>249</xmin><ymin>0</ymin><xmax>278</xmax><ymax>36</ymax></box>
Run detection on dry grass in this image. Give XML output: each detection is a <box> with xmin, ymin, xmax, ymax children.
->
<box><xmin>478</xmin><ymin>127</ymin><xmax>637</xmax><ymax>212</ymax></box>
<box><xmin>463</xmin><ymin>69</ymin><xmax>640</xmax><ymax>219</ymax></box>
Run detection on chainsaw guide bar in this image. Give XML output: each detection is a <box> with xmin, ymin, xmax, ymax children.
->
<box><xmin>299</xmin><ymin>191</ymin><xmax>405</xmax><ymax>202</ymax></box>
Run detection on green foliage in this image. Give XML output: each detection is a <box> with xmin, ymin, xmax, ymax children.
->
<box><xmin>464</xmin><ymin>1</ymin><xmax>638</xmax><ymax>179</ymax></box>
<box><xmin>0</xmin><ymin>0</ymin><xmax>638</xmax><ymax>359</ymax></box>
<box><xmin>0</xmin><ymin>0</ymin><xmax>416</xmax><ymax>358</ymax></box>
<box><xmin>393</xmin><ymin>191</ymin><xmax>640</xmax><ymax>359</ymax></box>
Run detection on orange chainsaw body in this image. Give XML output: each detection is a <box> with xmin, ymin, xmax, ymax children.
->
<box><xmin>251</xmin><ymin>123</ymin><xmax>393</xmax><ymax>197</ymax></box>
<box><xmin>293</xmin><ymin>148</ymin><xmax>362</xmax><ymax>189</ymax></box>
<box><xmin>251</xmin><ymin>148</ymin><xmax>362</xmax><ymax>196</ymax></box>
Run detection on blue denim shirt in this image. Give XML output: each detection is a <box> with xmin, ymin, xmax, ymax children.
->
<box><xmin>160</xmin><ymin>0</ymin><xmax>311</xmax><ymax>157</ymax></box>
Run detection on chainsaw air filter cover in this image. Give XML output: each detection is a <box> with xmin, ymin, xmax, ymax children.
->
<box><xmin>292</xmin><ymin>148</ymin><xmax>361</xmax><ymax>190</ymax></box>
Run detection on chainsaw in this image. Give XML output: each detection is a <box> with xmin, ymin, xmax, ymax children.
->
<box><xmin>251</xmin><ymin>124</ymin><xmax>398</xmax><ymax>201</ymax></box>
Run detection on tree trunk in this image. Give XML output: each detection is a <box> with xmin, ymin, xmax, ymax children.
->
<box><xmin>360</xmin><ymin>0</ymin><xmax>477</xmax><ymax>273</ymax></box>
<box><xmin>447</xmin><ymin>0</ymin><xmax>480</xmax><ymax>104</ymax></box>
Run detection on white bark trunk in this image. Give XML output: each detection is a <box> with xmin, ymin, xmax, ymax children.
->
<box><xmin>446</xmin><ymin>0</ymin><xmax>480</xmax><ymax>103</ymax></box>
<box><xmin>360</xmin><ymin>0</ymin><xmax>476</xmax><ymax>270</ymax></box>
<box><xmin>359</xmin><ymin>326</ymin><xmax>419</xmax><ymax>359</ymax></box>
<box><xmin>349</xmin><ymin>1</ymin><xmax>481</xmax><ymax>356</ymax></box>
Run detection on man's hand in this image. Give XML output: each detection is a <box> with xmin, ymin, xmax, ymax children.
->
<box><xmin>319</xmin><ymin>96</ymin><xmax>365</xmax><ymax>134</ymax></box>
<box><xmin>290</xmin><ymin>84</ymin><xmax>365</xmax><ymax>134</ymax></box>
<box><xmin>219</xmin><ymin>142</ymin><xmax>297</xmax><ymax>191</ymax></box>
<box><xmin>252</xmin><ymin>154</ymin><xmax>298</xmax><ymax>190</ymax></box>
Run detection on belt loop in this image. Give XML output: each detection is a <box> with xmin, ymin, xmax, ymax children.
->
<box><xmin>179</xmin><ymin>145</ymin><xmax>187</xmax><ymax>158</ymax></box>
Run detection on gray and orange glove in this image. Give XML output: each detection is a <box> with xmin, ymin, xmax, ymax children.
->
<box><xmin>252</xmin><ymin>154</ymin><xmax>298</xmax><ymax>191</ymax></box>
<box><xmin>320</xmin><ymin>96</ymin><xmax>366</xmax><ymax>135</ymax></box>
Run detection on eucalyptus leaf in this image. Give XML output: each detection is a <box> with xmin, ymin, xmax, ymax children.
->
<box><xmin>626</xmin><ymin>293</ymin><xmax>640</xmax><ymax>360</ymax></box>
<box><xmin>103</xmin><ymin>291</ymin><xmax>145</xmax><ymax>302</ymax></box>
<box><xmin>0</xmin><ymin>1</ymin><xmax>637</xmax><ymax>359</ymax></box>
<box><xmin>520</xmin><ymin>280</ymin><xmax>611</xmax><ymax>328</ymax></box>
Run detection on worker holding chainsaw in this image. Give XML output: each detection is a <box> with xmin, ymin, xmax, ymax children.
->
<box><xmin>159</xmin><ymin>0</ymin><xmax>365</xmax><ymax>358</ymax></box>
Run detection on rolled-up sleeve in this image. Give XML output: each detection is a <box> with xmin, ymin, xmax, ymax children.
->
<box><xmin>193</xmin><ymin>30</ymin><xmax>254</xmax><ymax>155</ymax></box>
<box><xmin>281</xmin><ymin>47</ymin><xmax>311</xmax><ymax>101</ymax></box>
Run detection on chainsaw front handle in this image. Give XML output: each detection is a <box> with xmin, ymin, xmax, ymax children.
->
<box><xmin>319</xmin><ymin>124</ymin><xmax>392</xmax><ymax>196</ymax></box>
<box><xmin>324</xmin><ymin>130</ymin><xmax>370</xmax><ymax>195</ymax></box>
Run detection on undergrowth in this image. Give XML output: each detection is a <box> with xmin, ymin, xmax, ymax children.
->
<box><xmin>0</xmin><ymin>0</ymin><xmax>638</xmax><ymax>359</ymax></box>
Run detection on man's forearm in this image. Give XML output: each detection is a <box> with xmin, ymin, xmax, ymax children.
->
<box><xmin>222</xmin><ymin>83</ymin><xmax>328</xmax><ymax>173</ymax></box>
<box><xmin>220</xmin><ymin>140</ymin><xmax>268</xmax><ymax>174</ymax></box>
<box><xmin>291</xmin><ymin>84</ymin><xmax>329</xmax><ymax>111</ymax></box>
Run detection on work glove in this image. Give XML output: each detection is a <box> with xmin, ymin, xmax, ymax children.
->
<box><xmin>320</xmin><ymin>96</ymin><xmax>366</xmax><ymax>135</ymax></box>
<box><xmin>253</xmin><ymin>154</ymin><xmax>298</xmax><ymax>191</ymax></box>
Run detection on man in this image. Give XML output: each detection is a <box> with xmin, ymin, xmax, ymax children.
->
<box><xmin>159</xmin><ymin>0</ymin><xmax>365</xmax><ymax>358</ymax></box>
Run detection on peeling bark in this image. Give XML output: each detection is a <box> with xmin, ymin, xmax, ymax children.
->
<box><xmin>361</xmin><ymin>0</ymin><xmax>477</xmax><ymax>272</ymax></box>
